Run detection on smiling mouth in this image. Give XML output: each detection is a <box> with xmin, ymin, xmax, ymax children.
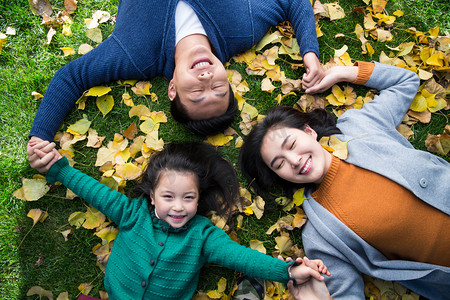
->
<box><xmin>191</xmin><ymin>59</ymin><xmax>212</xmax><ymax>69</ymax></box>
<box><xmin>169</xmin><ymin>215</ymin><xmax>186</xmax><ymax>221</ymax></box>
<box><xmin>299</xmin><ymin>157</ymin><xmax>312</xmax><ymax>175</ymax></box>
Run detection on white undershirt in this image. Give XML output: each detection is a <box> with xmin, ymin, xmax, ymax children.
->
<box><xmin>175</xmin><ymin>1</ymin><xmax>207</xmax><ymax>45</ymax></box>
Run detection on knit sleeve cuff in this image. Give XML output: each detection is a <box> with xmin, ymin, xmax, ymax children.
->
<box><xmin>286</xmin><ymin>260</ymin><xmax>301</xmax><ymax>286</ymax></box>
<box><xmin>46</xmin><ymin>156</ymin><xmax>69</xmax><ymax>184</ymax></box>
<box><xmin>352</xmin><ymin>61</ymin><xmax>375</xmax><ymax>85</ymax></box>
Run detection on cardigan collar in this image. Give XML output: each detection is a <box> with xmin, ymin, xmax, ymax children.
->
<box><xmin>150</xmin><ymin>209</ymin><xmax>191</xmax><ymax>233</ymax></box>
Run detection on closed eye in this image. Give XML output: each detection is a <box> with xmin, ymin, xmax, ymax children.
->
<box><xmin>276</xmin><ymin>160</ymin><xmax>285</xmax><ymax>170</ymax></box>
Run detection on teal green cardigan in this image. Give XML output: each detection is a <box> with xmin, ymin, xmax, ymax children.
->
<box><xmin>47</xmin><ymin>157</ymin><xmax>291</xmax><ymax>299</ymax></box>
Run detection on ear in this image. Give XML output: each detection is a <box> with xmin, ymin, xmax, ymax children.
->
<box><xmin>150</xmin><ymin>190</ymin><xmax>155</xmax><ymax>206</ymax></box>
<box><xmin>168</xmin><ymin>80</ymin><xmax>176</xmax><ymax>101</ymax></box>
<box><xmin>304</xmin><ymin>125</ymin><xmax>318</xmax><ymax>139</ymax></box>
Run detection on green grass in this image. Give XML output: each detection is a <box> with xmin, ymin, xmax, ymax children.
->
<box><xmin>0</xmin><ymin>0</ymin><xmax>448</xmax><ymax>299</ymax></box>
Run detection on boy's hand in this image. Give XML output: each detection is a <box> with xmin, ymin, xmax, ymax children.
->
<box><xmin>302</xmin><ymin>52</ymin><xmax>325</xmax><ymax>91</ymax></box>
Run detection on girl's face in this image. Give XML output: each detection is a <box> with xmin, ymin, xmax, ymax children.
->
<box><xmin>150</xmin><ymin>170</ymin><xmax>199</xmax><ymax>228</ymax></box>
<box><xmin>260</xmin><ymin>126</ymin><xmax>332</xmax><ymax>185</ymax></box>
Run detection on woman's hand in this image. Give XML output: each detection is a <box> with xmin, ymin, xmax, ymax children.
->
<box><xmin>305</xmin><ymin>65</ymin><xmax>359</xmax><ymax>94</ymax></box>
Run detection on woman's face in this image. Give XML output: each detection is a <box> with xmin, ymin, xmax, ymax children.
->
<box><xmin>260</xmin><ymin>126</ymin><xmax>332</xmax><ymax>185</ymax></box>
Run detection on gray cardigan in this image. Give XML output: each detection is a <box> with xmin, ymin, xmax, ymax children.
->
<box><xmin>302</xmin><ymin>62</ymin><xmax>450</xmax><ymax>299</ymax></box>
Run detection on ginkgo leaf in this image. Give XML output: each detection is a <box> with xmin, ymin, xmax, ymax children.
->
<box><xmin>27</xmin><ymin>208</ymin><xmax>49</xmax><ymax>226</ymax></box>
<box><xmin>140</xmin><ymin>118</ymin><xmax>160</xmax><ymax>134</ymax></box>
<box><xmin>65</xmin><ymin>0</ymin><xmax>77</xmax><ymax>14</ymax></box>
<box><xmin>261</xmin><ymin>78</ymin><xmax>276</xmax><ymax>93</ymax></box>
<box><xmin>129</xmin><ymin>104</ymin><xmax>151</xmax><ymax>119</ymax></box>
<box><xmin>60</xmin><ymin>229</ymin><xmax>72</xmax><ymax>242</ymax></box>
<box><xmin>86</xmin><ymin>27</ymin><xmax>102</xmax><ymax>43</ymax></box>
<box><xmin>131</xmin><ymin>81</ymin><xmax>152</xmax><ymax>96</ymax></box>
<box><xmin>13</xmin><ymin>178</ymin><xmax>50</xmax><ymax>201</ymax></box>
<box><xmin>68</xmin><ymin>211</ymin><xmax>86</xmax><ymax>229</ymax></box>
<box><xmin>67</xmin><ymin>115</ymin><xmax>91</xmax><ymax>136</ymax></box>
<box><xmin>326</xmin><ymin>3</ymin><xmax>345</xmax><ymax>20</ymax></box>
<box><xmin>122</xmin><ymin>92</ymin><xmax>134</xmax><ymax>106</ymax></box>
<box><xmin>241</xmin><ymin>102</ymin><xmax>259</xmax><ymax>119</ymax></box>
<box><xmin>78</xmin><ymin>43</ymin><xmax>93</xmax><ymax>55</ymax></box>
<box><xmin>150</xmin><ymin>111</ymin><xmax>167</xmax><ymax>123</ymax></box>
<box><xmin>95</xmin><ymin>226</ymin><xmax>119</xmax><ymax>243</ymax></box>
<box><xmin>329</xmin><ymin>135</ymin><xmax>349</xmax><ymax>159</ymax></box>
<box><xmin>62</xmin><ymin>24</ymin><xmax>72</xmax><ymax>36</ymax></box>
<box><xmin>122</xmin><ymin>123</ymin><xmax>138</xmax><ymax>140</ymax></box>
<box><xmin>206</xmin><ymin>133</ymin><xmax>233</xmax><ymax>146</ymax></box>
<box><xmin>78</xmin><ymin>283</ymin><xmax>93</xmax><ymax>295</ymax></box>
<box><xmin>249</xmin><ymin>196</ymin><xmax>265</xmax><ymax>219</ymax></box>
<box><xmin>26</xmin><ymin>286</ymin><xmax>53</xmax><ymax>299</ymax></box>
<box><xmin>96</xmin><ymin>95</ymin><xmax>114</xmax><ymax>117</ymax></box>
<box><xmin>410</xmin><ymin>94</ymin><xmax>428</xmax><ymax>112</ymax></box>
<box><xmin>56</xmin><ymin>291</ymin><xmax>69</xmax><ymax>300</ymax></box>
<box><xmin>292</xmin><ymin>207</ymin><xmax>307</xmax><ymax>228</ymax></box>
<box><xmin>393</xmin><ymin>10</ymin><xmax>404</xmax><ymax>17</ymax></box>
<box><xmin>45</xmin><ymin>27</ymin><xmax>56</xmax><ymax>45</ymax></box>
<box><xmin>425</xmin><ymin>125</ymin><xmax>450</xmax><ymax>155</ymax></box>
<box><xmin>293</xmin><ymin>188</ymin><xmax>305</xmax><ymax>206</ymax></box>
<box><xmin>85</xmin><ymin>86</ymin><xmax>111</xmax><ymax>97</ymax></box>
<box><xmin>275</xmin><ymin>233</ymin><xmax>293</xmax><ymax>255</ymax></box>
<box><xmin>115</xmin><ymin>163</ymin><xmax>142</xmax><ymax>180</ymax></box>
<box><xmin>28</xmin><ymin>0</ymin><xmax>53</xmax><ymax>16</ymax></box>
<box><xmin>83</xmin><ymin>206</ymin><xmax>106</xmax><ymax>229</ymax></box>
<box><xmin>60</xmin><ymin>47</ymin><xmax>75</xmax><ymax>56</ymax></box>
<box><xmin>86</xmin><ymin>128</ymin><xmax>105</xmax><ymax>148</ymax></box>
<box><xmin>249</xmin><ymin>240</ymin><xmax>266</xmax><ymax>254</ymax></box>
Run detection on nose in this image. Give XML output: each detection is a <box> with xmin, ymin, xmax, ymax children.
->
<box><xmin>198</xmin><ymin>71</ymin><xmax>212</xmax><ymax>81</ymax></box>
<box><xmin>286</xmin><ymin>153</ymin><xmax>301</xmax><ymax>168</ymax></box>
<box><xmin>172</xmin><ymin>199</ymin><xmax>185</xmax><ymax>211</ymax></box>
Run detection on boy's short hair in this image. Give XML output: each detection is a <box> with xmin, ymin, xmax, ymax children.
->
<box><xmin>170</xmin><ymin>84</ymin><xmax>238</xmax><ymax>135</ymax></box>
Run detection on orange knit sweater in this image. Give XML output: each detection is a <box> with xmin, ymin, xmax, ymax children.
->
<box><xmin>312</xmin><ymin>155</ymin><xmax>450</xmax><ymax>267</ymax></box>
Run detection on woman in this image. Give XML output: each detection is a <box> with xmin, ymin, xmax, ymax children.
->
<box><xmin>239</xmin><ymin>61</ymin><xmax>450</xmax><ymax>299</ymax></box>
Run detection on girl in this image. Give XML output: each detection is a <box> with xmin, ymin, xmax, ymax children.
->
<box><xmin>32</xmin><ymin>141</ymin><xmax>329</xmax><ymax>299</ymax></box>
<box><xmin>239</xmin><ymin>61</ymin><xmax>450</xmax><ymax>299</ymax></box>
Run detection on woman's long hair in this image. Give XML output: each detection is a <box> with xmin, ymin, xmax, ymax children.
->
<box><xmin>133</xmin><ymin>142</ymin><xmax>240</xmax><ymax>223</ymax></box>
<box><xmin>239</xmin><ymin>106</ymin><xmax>341</xmax><ymax>198</ymax></box>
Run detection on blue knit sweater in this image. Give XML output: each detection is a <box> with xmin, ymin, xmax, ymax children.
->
<box><xmin>30</xmin><ymin>0</ymin><xmax>319</xmax><ymax>141</ymax></box>
<box><xmin>46</xmin><ymin>157</ymin><xmax>292</xmax><ymax>299</ymax></box>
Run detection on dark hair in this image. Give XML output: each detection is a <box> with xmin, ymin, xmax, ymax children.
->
<box><xmin>170</xmin><ymin>84</ymin><xmax>238</xmax><ymax>135</ymax></box>
<box><xmin>133</xmin><ymin>142</ymin><xmax>240</xmax><ymax>223</ymax></box>
<box><xmin>239</xmin><ymin>106</ymin><xmax>341</xmax><ymax>198</ymax></box>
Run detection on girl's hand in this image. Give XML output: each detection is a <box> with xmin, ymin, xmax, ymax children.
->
<box><xmin>309</xmin><ymin>258</ymin><xmax>331</xmax><ymax>277</ymax></box>
<box><xmin>27</xmin><ymin>136</ymin><xmax>58</xmax><ymax>173</ymax></box>
<box><xmin>302</xmin><ymin>52</ymin><xmax>325</xmax><ymax>91</ymax></box>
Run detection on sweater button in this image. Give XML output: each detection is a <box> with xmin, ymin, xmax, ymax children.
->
<box><xmin>158</xmin><ymin>241</ymin><xmax>164</xmax><ymax>246</ymax></box>
<box><xmin>141</xmin><ymin>280</ymin><xmax>146</xmax><ymax>287</ymax></box>
<box><xmin>150</xmin><ymin>259</ymin><xmax>155</xmax><ymax>265</ymax></box>
<box><xmin>162</xmin><ymin>226</ymin><xmax>167</xmax><ymax>232</ymax></box>
<box><xmin>419</xmin><ymin>178</ymin><xmax>427</xmax><ymax>188</ymax></box>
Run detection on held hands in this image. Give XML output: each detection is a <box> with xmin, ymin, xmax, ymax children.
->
<box><xmin>286</xmin><ymin>256</ymin><xmax>330</xmax><ymax>285</ymax></box>
<box><xmin>278</xmin><ymin>255</ymin><xmax>332</xmax><ymax>300</ymax></box>
<box><xmin>302</xmin><ymin>53</ymin><xmax>325</xmax><ymax>92</ymax></box>
<box><xmin>304</xmin><ymin>65</ymin><xmax>359</xmax><ymax>94</ymax></box>
<box><xmin>27</xmin><ymin>136</ymin><xmax>62</xmax><ymax>173</ymax></box>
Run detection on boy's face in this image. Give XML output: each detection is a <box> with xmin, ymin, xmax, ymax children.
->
<box><xmin>150</xmin><ymin>170</ymin><xmax>199</xmax><ymax>228</ymax></box>
<box><xmin>168</xmin><ymin>44</ymin><xmax>230</xmax><ymax>120</ymax></box>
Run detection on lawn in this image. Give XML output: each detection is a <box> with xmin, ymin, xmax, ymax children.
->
<box><xmin>0</xmin><ymin>0</ymin><xmax>448</xmax><ymax>299</ymax></box>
